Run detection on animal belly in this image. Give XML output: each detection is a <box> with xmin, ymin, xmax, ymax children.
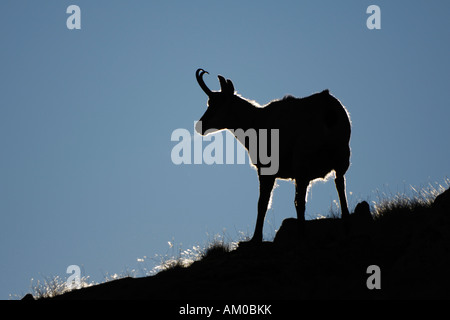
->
<box><xmin>275</xmin><ymin>145</ymin><xmax>336</xmax><ymax>181</ymax></box>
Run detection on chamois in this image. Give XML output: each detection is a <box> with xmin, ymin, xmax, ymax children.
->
<box><xmin>195</xmin><ymin>68</ymin><xmax>351</xmax><ymax>243</ymax></box>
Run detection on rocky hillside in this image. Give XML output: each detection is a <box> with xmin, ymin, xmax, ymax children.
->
<box><xmin>25</xmin><ymin>187</ymin><xmax>450</xmax><ymax>300</ymax></box>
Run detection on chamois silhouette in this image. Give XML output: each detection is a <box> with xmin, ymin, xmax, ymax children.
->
<box><xmin>195</xmin><ymin>69</ymin><xmax>351</xmax><ymax>243</ymax></box>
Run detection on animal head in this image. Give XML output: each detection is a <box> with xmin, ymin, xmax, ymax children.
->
<box><xmin>195</xmin><ymin>68</ymin><xmax>237</xmax><ymax>135</ymax></box>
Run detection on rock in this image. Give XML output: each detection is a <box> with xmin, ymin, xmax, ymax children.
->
<box><xmin>433</xmin><ymin>187</ymin><xmax>450</xmax><ymax>213</ymax></box>
<box><xmin>274</xmin><ymin>217</ymin><xmax>345</xmax><ymax>247</ymax></box>
<box><xmin>273</xmin><ymin>218</ymin><xmax>300</xmax><ymax>246</ymax></box>
<box><xmin>21</xmin><ymin>293</ymin><xmax>35</xmax><ymax>301</ymax></box>
<box><xmin>350</xmin><ymin>201</ymin><xmax>374</xmax><ymax>235</ymax></box>
<box><xmin>353</xmin><ymin>201</ymin><xmax>372</xmax><ymax>220</ymax></box>
<box><xmin>274</xmin><ymin>201</ymin><xmax>374</xmax><ymax>248</ymax></box>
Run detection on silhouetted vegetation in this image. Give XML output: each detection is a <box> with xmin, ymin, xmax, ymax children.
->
<box><xmin>201</xmin><ymin>240</ymin><xmax>232</xmax><ymax>260</ymax></box>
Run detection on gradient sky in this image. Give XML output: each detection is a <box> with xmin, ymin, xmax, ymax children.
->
<box><xmin>1</xmin><ymin>1</ymin><xmax>449</xmax><ymax>299</ymax></box>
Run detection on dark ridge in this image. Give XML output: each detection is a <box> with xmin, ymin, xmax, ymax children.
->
<box><xmin>31</xmin><ymin>188</ymin><xmax>450</xmax><ymax>300</ymax></box>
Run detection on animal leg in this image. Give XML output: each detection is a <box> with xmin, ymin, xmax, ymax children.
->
<box><xmin>335</xmin><ymin>173</ymin><xmax>350</xmax><ymax>221</ymax></box>
<box><xmin>295</xmin><ymin>179</ymin><xmax>309</xmax><ymax>237</ymax></box>
<box><xmin>251</xmin><ymin>176</ymin><xmax>275</xmax><ymax>243</ymax></box>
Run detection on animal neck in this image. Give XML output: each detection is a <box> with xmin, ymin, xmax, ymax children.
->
<box><xmin>225</xmin><ymin>97</ymin><xmax>263</xmax><ymax>151</ymax></box>
<box><xmin>227</xmin><ymin>96</ymin><xmax>262</xmax><ymax>132</ymax></box>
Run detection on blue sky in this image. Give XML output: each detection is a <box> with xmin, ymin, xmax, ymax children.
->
<box><xmin>1</xmin><ymin>1</ymin><xmax>449</xmax><ymax>298</ymax></box>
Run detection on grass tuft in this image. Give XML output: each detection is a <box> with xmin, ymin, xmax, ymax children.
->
<box><xmin>30</xmin><ymin>274</ymin><xmax>93</xmax><ymax>299</ymax></box>
<box><xmin>372</xmin><ymin>180</ymin><xmax>448</xmax><ymax>221</ymax></box>
<box><xmin>201</xmin><ymin>240</ymin><xmax>231</xmax><ymax>260</ymax></box>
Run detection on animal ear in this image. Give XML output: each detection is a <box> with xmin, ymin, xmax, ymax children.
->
<box><xmin>218</xmin><ymin>75</ymin><xmax>234</xmax><ymax>96</ymax></box>
<box><xmin>226</xmin><ymin>79</ymin><xmax>235</xmax><ymax>95</ymax></box>
<box><xmin>218</xmin><ymin>75</ymin><xmax>228</xmax><ymax>93</ymax></box>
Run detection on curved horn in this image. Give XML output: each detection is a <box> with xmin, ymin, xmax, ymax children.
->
<box><xmin>196</xmin><ymin>68</ymin><xmax>212</xmax><ymax>97</ymax></box>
